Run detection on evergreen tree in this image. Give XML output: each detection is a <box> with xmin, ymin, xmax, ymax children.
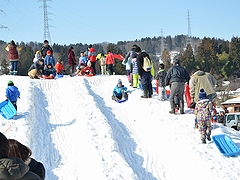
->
<box><xmin>0</xmin><ymin>58</ymin><xmax>9</xmax><ymax>75</ymax></box>
<box><xmin>217</xmin><ymin>52</ymin><xmax>229</xmax><ymax>78</ymax></box>
<box><xmin>18</xmin><ymin>44</ymin><xmax>34</xmax><ymax>76</ymax></box>
<box><xmin>226</xmin><ymin>37</ymin><xmax>240</xmax><ymax>77</ymax></box>
<box><xmin>180</xmin><ymin>44</ymin><xmax>195</xmax><ymax>72</ymax></box>
<box><xmin>195</xmin><ymin>37</ymin><xmax>218</xmax><ymax>74</ymax></box>
<box><xmin>161</xmin><ymin>48</ymin><xmax>171</xmax><ymax>70</ymax></box>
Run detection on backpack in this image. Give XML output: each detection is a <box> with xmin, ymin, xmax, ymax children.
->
<box><xmin>142</xmin><ymin>56</ymin><xmax>152</xmax><ymax>72</ymax></box>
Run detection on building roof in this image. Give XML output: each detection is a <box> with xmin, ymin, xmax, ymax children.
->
<box><xmin>221</xmin><ymin>97</ymin><xmax>240</xmax><ymax>105</ymax></box>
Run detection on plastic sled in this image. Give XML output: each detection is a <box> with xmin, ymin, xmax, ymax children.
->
<box><xmin>212</xmin><ymin>134</ymin><xmax>240</xmax><ymax>157</ymax></box>
<box><xmin>116</xmin><ymin>99</ymin><xmax>127</xmax><ymax>103</ymax></box>
<box><xmin>56</xmin><ymin>74</ymin><xmax>64</xmax><ymax>78</ymax></box>
<box><xmin>0</xmin><ymin>100</ymin><xmax>17</xmax><ymax>119</ymax></box>
<box><xmin>184</xmin><ymin>83</ymin><xmax>192</xmax><ymax>108</ymax></box>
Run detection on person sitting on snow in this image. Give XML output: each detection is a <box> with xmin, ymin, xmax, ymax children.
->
<box><xmin>83</xmin><ymin>61</ymin><xmax>95</xmax><ymax>76</ymax></box>
<box><xmin>44</xmin><ymin>63</ymin><xmax>56</xmax><ymax>78</ymax></box>
<box><xmin>112</xmin><ymin>79</ymin><xmax>128</xmax><ymax>101</ymax></box>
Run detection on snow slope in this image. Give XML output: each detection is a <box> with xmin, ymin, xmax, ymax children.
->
<box><xmin>0</xmin><ymin>74</ymin><xmax>240</xmax><ymax>180</ymax></box>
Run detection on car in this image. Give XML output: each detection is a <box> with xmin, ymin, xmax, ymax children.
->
<box><xmin>225</xmin><ymin>113</ymin><xmax>240</xmax><ymax>130</ymax></box>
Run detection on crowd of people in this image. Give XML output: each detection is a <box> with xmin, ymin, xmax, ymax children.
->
<box><xmin>5</xmin><ymin>40</ymin><xmax>220</xmax><ymax>146</ymax></box>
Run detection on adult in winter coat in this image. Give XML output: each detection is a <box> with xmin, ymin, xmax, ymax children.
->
<box><xmin>8</xmin><ymin>139</ymin><xmax>46</xmax><ymax>180</ymax></box>
<box><xmin>105</xmin><ymin>50</ymin><xmax>115</xmax><ymax>75</ymax></box>
<box><xmin>68</xmin><ymin>47</ymin><xmax>77</xmax><ymax>74</ymax></box>
<box><xmin>194</xmin><ymin>89</ymin><xmax>213</xmax><ymax>144</ymax></box>
<box><xmin>135</xmin><ymin>46</ymin><xmax>152</xmax><ymax>98</ymax></box>
<box><xmin>28</xmin><ymin>59</ymin><xmax>44</xmax><ymax>79</ymax></box>
<box><xmin>189</xmin><ymin>69</ymin><xmax>217</xmax><ymax>102</ymax></box>
<box><xmin>7</xmin><ymin>40</ymin><xmax>19</xmax><ymax>75</ymax></box>
<box><xmin>6</xmin><ymin>80</ymin><xmax>20</xmax><ymax>111</ymax></box>
<box><xmin>0</xmin><ymin>132</ymin><xmax>41</xmax><ymax>180</ymax></box>
<box><xmin>41</xmin><ymin>40</ymin><xmax>53</xmax><ymax>58</ymax></box>
<box><xmin>165</xmin><ymin>59</ymin><xmax>190</xmax><ymax>114</ymax></box>
<box><xmin>87</xmin><ymin>44</ymin><xmax>97</xmax><ymax>74</ymax></box>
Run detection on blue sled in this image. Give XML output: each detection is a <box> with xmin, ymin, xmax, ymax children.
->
<box><xmin>0</xmin><ymin>100</ymin><xmax>17</xmax><ymax>119</ymax></box>
<box><xmin>116</xmin><ymin>99</ymin><xmax>127</xmax><ymax>103</ymax></box>
<box><xmin>212</xmin><ymin>134</ymin><xmax>240</xmax><ymax>157</ymax></box>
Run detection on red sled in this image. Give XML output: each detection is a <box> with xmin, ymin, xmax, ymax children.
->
<box><xmin>185</xmin><ymin>83</ymin><xmax>193</xmax><ymax>108</ymax></box>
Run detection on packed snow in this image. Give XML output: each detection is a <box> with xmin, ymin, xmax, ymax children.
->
<box><xmin>0</xmin><ymin>74</ymin><xmax>240</xmax><ymax>180</ymax></box>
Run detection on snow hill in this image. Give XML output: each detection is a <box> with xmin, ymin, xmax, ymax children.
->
<box><xmin>0</xmin><ymin>74</ymin><xmax>240</xmax><ymax>180</ymax></box>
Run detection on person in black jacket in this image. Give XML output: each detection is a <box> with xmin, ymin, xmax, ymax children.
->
<box><xmin>165</xmin><ymin>59</ymin><xmax>190</xmax><ymax>114</ymax></box>
<box><xmin>28</xmin><ymin>59</ymin><xmax>44</xmax><ymax>79</ymax></box>
<box><xmin>0</xmin><ymin>132</ymin><xmax>41</xmax><ymax>180</ymax></box>
<box><xmin>135</xmin><ymin>46</ymin><xmax>153</xmax><ymax>98</ymax></box>
<box><xmin>41</xmin><ymin>40</ymin><xmax>53</xmax><ymax>58</ymax></box>
<box><xmin>8</xmin><ymin>139</ymin><xmax>46</xmax><ymax>180</ymax></box>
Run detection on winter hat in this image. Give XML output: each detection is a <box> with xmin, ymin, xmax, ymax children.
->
<box><xmin>8</xmin><ymin>80</ymin><xmax>14</xmax><ymax>86</ymax></box>
<box><xmin>198</xmin><ymin>88</ymin><xmax>207</xmax><ymax>99</ymax></box>
<box><xmin>57</xmin><ymin>57</ymin><xmax>63</xmax><ymax>63</ymax></box>
<box><xmin>88</xmin><ymin>44</ymin><xmax>93</xmax><ymax>48</ymax></box>
<box><xmin>47</xmin><ymin>50</ymin><xmax>52</xmax><ymax>55</ymax></box>
<box><xmin>173</xmin><ymin>59</ymin><xmax>180</xmax><ymax>64</ymax></box>
<box><xmin>117</xmin><ymin>79</ymin><xmax>122</xmax><ymax>85</ymax></box>
<box><xmin>134</xmin><ymin>46</ymin><xmax>141</xmax><ymax>53</ymax></box>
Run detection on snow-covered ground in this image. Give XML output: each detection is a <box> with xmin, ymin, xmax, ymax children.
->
<box><xmin>0</xmin><ymin>74</ymin><xmax>240</xmax><ymax>180</ymax></box>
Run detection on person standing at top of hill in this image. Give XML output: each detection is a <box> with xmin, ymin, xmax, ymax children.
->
<box><xmin>6</xmin><ymin>40</ymin><xmax>19</xmax><ymax>75</ymax></box>
<box><xmin>165</xmin><ymin>59</ymin><xmax>190</xmax><ymax>114</ymax></box>
<box><xmin>105</xmin><ymin>50</ymin><xmax>115</xmax><ymax>75</ymax></box>
<box><xmin>41</xmin><ymin>40</ymin><xmax>53</xmax><ymax>58</ymax></box>
<box><xmin>68</xmin><ymin>46</ymin><xmax>77</xmax><ymax>74</ymax></box>
<box><xmin>135</xmin><ymin>46</ymin><xmax>153</xmax><ymax>98</ymax></box>
<box><xmin>87</xmin><ymin>44</ymin><xmax>97</xmax><ymax>74</ymax></box>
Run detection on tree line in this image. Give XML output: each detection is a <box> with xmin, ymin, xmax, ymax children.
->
<box><xmin>0</xmin><ymin>35</ymin><xmax>239</xmax><ymax>81</ymax></box>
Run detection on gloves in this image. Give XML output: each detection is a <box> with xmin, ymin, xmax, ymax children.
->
<box><xmin>18</xmin><ymin>96</ymin><xmax>20</xmax><ymax>99</ymax></box>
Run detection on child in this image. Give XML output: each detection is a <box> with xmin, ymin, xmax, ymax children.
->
<box><xmin>44</xmin><ymin>63</ymin><xmax>56</xmax><ymax>78</ymax></box>
<box><xmin>99</xmin><ymin>53</ymin><xmax>106</xmax><ymax>75</ymax></box>
<box><xmin>155</xmin><ymin>63</ymin><xmax>167</xmax><ymax>101</ymax></box>
<box><xmin>44</xmin><ymin>50</ymin><xmax>55</xmax><ymax>70</ymax></box>
<box><xmin>112</xmin><ymin>79</ymin><xmax>128</xmax><ymax>101</ymax></box>
<box><xmin>83</xmin><ymin>61</ymin><xmax>95</xmax><ymax>76</ymax></box>
<box><xmin>194</xmin><ymin>88</ymin><xmax>213</xmax><ymax>144</ymax></box>
<box><xmin>54</xmin><ymin>58</ymin><xmax>65</xmax><ymax>75</ymax></box>
<box><xmin>5</xmin><ymin>80</ymin><xmax>20</xmax><ymax>111</ymax></box>
<box><xmin>33</xmin><ymin>51</ymin><xmax>41</xmax><ymax>63</ymax></box>
<box><xmin>79</xmin><ymin>52</ymin><xmax>88</xmax><ymax>67</ymax></box>
<box><xmin>131</xmin><ymin>54</ymin><xmax>138</xmax><ymax>88</ymax></box>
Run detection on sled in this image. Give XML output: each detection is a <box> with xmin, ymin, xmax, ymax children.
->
<box><xmin>185</xmin><ymin>83</ymin><xmax>192</xmax><ymax>108</ymax></box>
<box><xmin>212</xmin><ymin>134</ymin><xmax>240</xmax><ymax>157</ymax></box>
<box><xmin>40</xmin><ymin>75</ymin><xmax>55</xmax><ymax>79</ymax></box>
<box><xmin>0</xmin><ymin>100</ymin><xmax>17</xmax><ymax>119</ymax></box>
<box><xmin>56</xmin><ymin>74</ymin><xmax>64</xmax><ymax>78</ymax></box>
<box><xmin>116</xmin><ymin>99</ymin><xmax>127</xmax><ymax>103</ymax></box>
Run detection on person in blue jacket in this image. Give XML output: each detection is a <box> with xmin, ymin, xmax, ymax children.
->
<box><xmin>6</xmin><ymin>80</ymin><xmax>20</xmax><ymax>111</ymax></box>
<box><xmin>112</xmin><ymin>79</ymin><xmax>128</xmax><ymax>101</ymax></box>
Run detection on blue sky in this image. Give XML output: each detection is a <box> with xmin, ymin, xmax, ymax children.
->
<box><xmin>0</xmin><ymin>0</ymin><xmax>239</xmax><ymax>45</ymax></box>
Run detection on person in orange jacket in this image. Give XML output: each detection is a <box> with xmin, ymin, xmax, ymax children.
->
<box><xmin>87</xmin><ymin>44</ymin><xmax>97</xmax><ymax>74</ymax></box>
<box><xmin>83</xmin><ymin>61</ymin><xmax>95</xmax><ymax>76</ymax></box>
<box><xmin>54</xmin><ymin>58</ymin><xmax>65</xmax><ymax>75</ymax></box>
<box><xmin>105</xmin><ymin>50</ymin><xmax>114</xmax><ymax>75</ymax></box>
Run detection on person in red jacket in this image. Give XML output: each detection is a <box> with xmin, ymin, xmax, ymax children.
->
<box><xmin>105</xmin><ymin>50</ymin><xmax>114</xmax><ymax>75</ymax></box>
<box><xmin>54</xmin><ymin>58</ymin><xmax>65</xmax><ymax>75</ymax></box>
<box><xmin>7</xmin><ymin>40</ymin><xmax>19</xmax><ymax>75</ymax></box>
<box><xmin>83</xmin><ymin>61</ymin><xmax>95</xmax><ymax>76</ymax></box>
<box><xmin>68</xmin><ymin>46</ymin><xmax>76</xmax><ymax>74</ymax></box>
<box><xmin>87</xmin><ymin>44</ymin><xmax>97</xmax><ymax>74</ymax></box>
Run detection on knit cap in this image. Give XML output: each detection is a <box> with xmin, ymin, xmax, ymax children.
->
<box><xmin>118</xmin><ymin>79</ymin><xmax>122</xmax><ymax>85</ymax></box>
<box><xmin>198</xmin><ymin>88</ymin><xmax>207</xmax><ymax>99</ymax></box>
<box><xmin>8</xmin><ymin>80</ymin><xmax>14</xmax><ymax>86</ymax></box>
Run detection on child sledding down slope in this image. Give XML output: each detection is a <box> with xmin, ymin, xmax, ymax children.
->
<box><xmin>112</xmin><ymin>79</ymin><xmax>128</xmax><ymax>101</ymax></box>
<box><xmin>194</xmin><ymin>88</ymin><xmax>214</xmax><ymax>144</ymax></box>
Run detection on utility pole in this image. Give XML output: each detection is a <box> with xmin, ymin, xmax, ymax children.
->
<box><xmin>160</xmin><ymin>29</ymin><xmax>164</xmax><ymax>56</ymax></box>
<box><xmin>38</xmin><ymin>0</ymin><xmax>52</xmax><ymax>45</ymax></box>
<box><xmin>187</xmin><ymin>9</ymin><xmax>192</xmax><ymax>47</ymax></box>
